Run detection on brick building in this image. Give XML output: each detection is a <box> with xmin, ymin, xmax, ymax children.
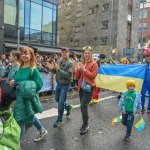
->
<box><xmin>139</xmin><ymin>1</ymin><xmax>150</xmax><ymax>48</ymax></box>
<box><xmin>58</xmin><ymin>0</ymin><xmax>140</xmax><ymax>59</ymax></box>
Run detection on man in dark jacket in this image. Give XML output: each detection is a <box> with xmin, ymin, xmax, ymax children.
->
<box><xmin>46</xmin><ymin>48</ymin><xmax>74</xmax><ymax>127</ymax></box>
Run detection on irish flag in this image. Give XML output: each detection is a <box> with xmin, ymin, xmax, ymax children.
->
<box><xmin>112</xmin><ymin>48</ymin><xmax>117</xmax><ymax>54</ymax></box>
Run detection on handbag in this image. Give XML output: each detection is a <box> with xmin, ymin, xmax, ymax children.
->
<box><xmin>81</xmin><ymin>79</ymin><xmax>92</xmax><ymax>93</ymax></box>
<box><xmin>81</xmin><ymin>63</ymin><xmax>92</xmax><ymax>93</ymax></box>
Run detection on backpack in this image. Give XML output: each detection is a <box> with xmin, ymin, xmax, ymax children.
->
<box><xmin>0</xmin><ymin>79</ymin><xmax>16</xmax><ymax>108</ymax></box>
<box><xmin>0</xmin><ymin>67</ymin><xmax>36</xmax><ymax>108</ymax></box>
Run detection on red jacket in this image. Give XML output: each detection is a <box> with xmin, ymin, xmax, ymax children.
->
<box><xmin>74</xmin><ymin>61</ymin><xmax>98</xmax><ymax>92</ymax></box>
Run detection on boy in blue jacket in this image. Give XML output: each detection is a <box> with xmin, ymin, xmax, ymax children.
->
<box><xmin>118</xmin><ymin>80</ymin><xmax>142</xmax><ymax>141</ymax></box>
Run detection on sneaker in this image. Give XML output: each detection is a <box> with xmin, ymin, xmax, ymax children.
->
<box><xmin>124</xmin><ymin>134</ymin><xmax>131</xmax><ymax>142</ymax></box>
<box><xmin>66</xmin><ymin>105</ymin><xmax>73</xmax><ymax>116</ymax></box>
<box><xmin>80</xmin><ymin>124</ymin><xmax>89</xmax><ymax>135</ymax></box>
<box><xmin>53</xmin><ymin>120</ymin><xmax>63</xmax><ymax>128</ymax></box>
<box><xmin>34</xmin><ymin>129</ymin><xmax>48</xmax><ymax>142</ymax></box>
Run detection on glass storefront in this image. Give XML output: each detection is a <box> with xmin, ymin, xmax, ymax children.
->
<box><xmin>4</xmin><ymin>0</ymin><xmax>58</xmax><ymax>46</ymax></box>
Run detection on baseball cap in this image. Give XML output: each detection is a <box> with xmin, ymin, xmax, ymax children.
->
<box><xmin>61</xmin><ymin>48</ymin><xmax>70</xmax><ymax>52</ymax></box>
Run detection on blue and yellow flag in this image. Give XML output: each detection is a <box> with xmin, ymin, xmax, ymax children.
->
<box><xmin>135</xmin><ymin>118</ymin><xmax>145</xmax><ymax>132</ymax></box>
<box><xmin>96</xmin><ymin>64</ymin><xmax>146</xmax><ymax>93</ymax></box>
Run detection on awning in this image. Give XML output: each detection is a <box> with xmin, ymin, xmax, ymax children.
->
<box><xmin>33</xmin><ymin>46</ymin><xmax>62</xmax><ymax>53</ymax></box>
<box><xmin>4</xmin><ymin>42</ymin><xmax>82</xmax><ymax>55</ymax></box>
<box><xmin>4</xmin><ymin>42</ymin><xmax>27</xmax><ymax>48</ymax></box>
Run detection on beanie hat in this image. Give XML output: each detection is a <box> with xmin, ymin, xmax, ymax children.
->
<box><xmin>126</xmin><ymin>80</ymin><xmax>136</xmax><ymax>88</ymax></box>
<box><xmin>121</xmin><ymin>58</ymin><xmax>130</xmax><ymax>64</ymax></box>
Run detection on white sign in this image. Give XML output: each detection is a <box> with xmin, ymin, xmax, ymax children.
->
<box><xmin>128</xmin><ymin>14</ymin><xmax>132</xmax><ymax>22</ymax></box>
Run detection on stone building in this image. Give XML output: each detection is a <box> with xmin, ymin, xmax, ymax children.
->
<box><xmin>58</xmin><ymin>0</ymin><xmax>140</xmax><ymax>59</ymax></box>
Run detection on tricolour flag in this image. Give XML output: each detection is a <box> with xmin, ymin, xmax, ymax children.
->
<box><xmin>112</xmin><ymin>48</ymin><xmax>117</xmax><ymax>54</ymax></box>
<box><xmin>112</xmin><ymin>115</ymin><xmax>122</xmax><ymax>126</ymax></box>
<box><xmin>135</xmin><ymin>118</ymin><xmax>145</xmax><ymax>132</ymax></box>
<box><xmin>96</xmin><ymin>64</ymin><xmax>146</xmax><ymax>93</ymax></box>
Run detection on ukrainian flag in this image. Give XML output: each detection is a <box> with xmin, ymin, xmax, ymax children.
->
<box><xmin>96</xmin><ymin>64</ymin><xmax>146</xmax><ymax>93</ymax></box>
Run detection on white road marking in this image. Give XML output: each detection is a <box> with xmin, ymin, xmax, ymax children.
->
<box><xmin>36</xmin><ymin>95</ymin><xmax>116</xmax><ymax>120</ymax></box>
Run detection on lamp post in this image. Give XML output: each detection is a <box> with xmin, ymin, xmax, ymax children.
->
<box><xmin>17</xmin><ymin>0</ymin><xmax>20</xmax><ymax>51</ymax></box>
<box><xmin>140</xmin><ymin>0</ymin><xmax>146</xmax><ymax>61</ymax></box>
<box><xmin>109</xmin><ymin>0</ymin><xmax>114</xmax><ymax>59</ymax></box>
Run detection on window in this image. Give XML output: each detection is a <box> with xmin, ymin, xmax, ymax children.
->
<box><xmin>140</xmin><ymin>2</ymin><xmax>144</xmax><ymax>8</ymax></box>
<box><xmin>30</xmin><ymin>29</ymin><xmax>41</xmax><ymax>43</ymax></box>
<box><xmin>139</xmin><ymin>23</ymin><xmax>147</xmax><ymax>31</ymax></box>
<box><xmin>103</xmin><ymin>4</ymin><xmax>110</xmax><ymax>11</ymax></box>
<box><xmin>4</xmin><ymin>0</ymin><xmax>17</xmax><ymax>25</ymax></box>
<box><xmin>4</xmin><ymin>0</ymin><xmax>58</xmax><ymax>46</ymax></box>
<box><xmin>25</xmin><ymin>0</ymin><xmax>30</xmax><ymax>28</ymax></box>
<box><xmin>76</xmin><ymin>12</ymin><xmax>82</xmax><ymax>18</ymax></box>
<box><xmin>42</xmin><ymin>6</ymin><xmax>53</xmax><ymax>33</ymax></box>
<box><xmin>30</xmin><ymin>2</ymin><xmax>42</xmax><ymax>30</ymax></box>
<box><xmin>101</xmin><ymin>38</ymin><xmax>108</xmax><ymax>45</ymax></box>
<box><xmin>53</xmin><ymin>9</ymin><xmax>57</xmax><ymax>36</ymax></box>
<box><xmin>139</xmin><ymin>11</ymin><xmax>147</xmax><ymax>19</ymax></box>
<box><xmin>31</xmin><ymin>0</ymin><xmax>42</xmax><ymax>4</ymax></box>
<box><xmin>74</xmin><ymin>26</ymin><xmax>80</xmax><ymax>33</ymax></box>
<box><xmin>102</xmin><ymin>21</ymin><xmax>108</xmax><ymax>29</ymax></box>
<box><xmin>88</xmin><ymin>8</ymin><xmax>94</xmax><ymax>15</ymax></box>
<box><xmin>25</xmin><ymin>28</ymin><xmax>30</xmax><ymax>42</ymax></box>
<box><xmin>139</xmin><ymin>36</ymin><xmax>147</xmax><ymax>43</ymax></box>
<box><xmin>43</xmin><ymin>1</ymin><xmax>53</xmax><ymax>8</ymax></box>
<box><xmin>20</xmin><ymin>0</ymin><xmax>25</xmax><ymax>27</ymax></box>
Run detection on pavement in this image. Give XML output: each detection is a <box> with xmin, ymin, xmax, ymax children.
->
<box><xmin>22</xmin><ymin>91</ymin><xmax>150</xmax><ymax>150</ymax></box>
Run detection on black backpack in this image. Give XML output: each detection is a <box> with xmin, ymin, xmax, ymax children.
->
<box><xmin>0</xmin><ymin>79</ymin><xmax>16</xmax><ymax>108</ymax></box>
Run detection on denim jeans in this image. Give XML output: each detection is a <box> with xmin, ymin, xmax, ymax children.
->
<box><xmin>18</xmin><ymin>116</ymin><xmax>43</xmax><ymax>142</ymax></box>
<box><xmin>55</xmin><ymin>84</ymin><xmax>70</xmax><ymax>121</ymax></box>
<box><xmin>141</xmin><ymin>81</ymin><xmax>150</xmax><ymax>109</ymax></box>
<box><xmin>122</xmin><ymin>113</ymin><xmax>134</xmax><ymax>136</ymax></box>
<box><xmin>79</xmin><ymin>87</ymin><xmax>95</xmax><ymax>125</ymax></box>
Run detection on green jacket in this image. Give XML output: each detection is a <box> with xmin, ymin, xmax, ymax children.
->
<box><xmin>0</xmin><ymin>110</ymin><xmax>20</xmax><ymax>150</ymax></box>
<box><xmin>13</xmin><ymin>81</ymin><xmax>42</xmax><ymax>124</ymax></box>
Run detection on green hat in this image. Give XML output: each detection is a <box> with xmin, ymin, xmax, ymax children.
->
<box><xmin>82</xmin><ymin>46</ymin><xmax>94</xmax><ymax>53</ymax></box>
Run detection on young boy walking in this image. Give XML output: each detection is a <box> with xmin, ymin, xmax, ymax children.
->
<box><xmin>118</xmin><ymin>80</ymin><xmax>142</xmax><ymax>141</ymax></box>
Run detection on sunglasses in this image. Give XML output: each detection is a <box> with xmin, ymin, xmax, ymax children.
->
<box><xmin>82</xmin><ymin>46</ymin><xmax>94</xmax><ymax>53</ymax></box>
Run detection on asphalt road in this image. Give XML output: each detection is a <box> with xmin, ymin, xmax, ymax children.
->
<box><xmin>22</xmin><ymin>91</ymin><xmax>150</xmax><ymax>150</ymax></box>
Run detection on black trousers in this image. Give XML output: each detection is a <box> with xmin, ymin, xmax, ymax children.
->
<box><xmin>79</xmin><ymin>87</ymin><xmax>95</xmax><ymax>125</ymax></box>
<box><xmin>122</xmin><ymin>112</ymin><xmax>134</xmax><ymax>136</ymax></box>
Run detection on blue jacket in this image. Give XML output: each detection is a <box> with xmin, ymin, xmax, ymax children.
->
<box><xmin>118</xmin><ymin>91</ymin><xmax>142</xmax><ymax>115</ymax></box>
<box><xmin>143</xmin><ymin>62</ymin><xmax>150</xmax><ymax>82</ymax></box>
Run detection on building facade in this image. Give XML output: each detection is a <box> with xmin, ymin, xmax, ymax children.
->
<box><xmin>0</xmin><ymin>0</ymin><xmax>59</xmax><ymax>54</ymax></box>
<box><xmin>58</xmin><ymin>0</ymin><xmax>140</xmax><ymax>60</ymax></box>
<box><xmin>138</xmin><ymin>1</ymin><xmax>150</xmax><ymax>48</ymax></box>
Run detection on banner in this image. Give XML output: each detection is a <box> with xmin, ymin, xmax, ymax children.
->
<box><xmin>40</xmin><ymin>72</ymin><xmax>52</xmax><ymax>92</ymax></box>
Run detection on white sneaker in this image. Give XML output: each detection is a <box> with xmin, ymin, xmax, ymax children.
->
<box><xmin>34</xmin><ymin>129</ymin><xmax>48</xmax><ymax>142</ymax></box>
